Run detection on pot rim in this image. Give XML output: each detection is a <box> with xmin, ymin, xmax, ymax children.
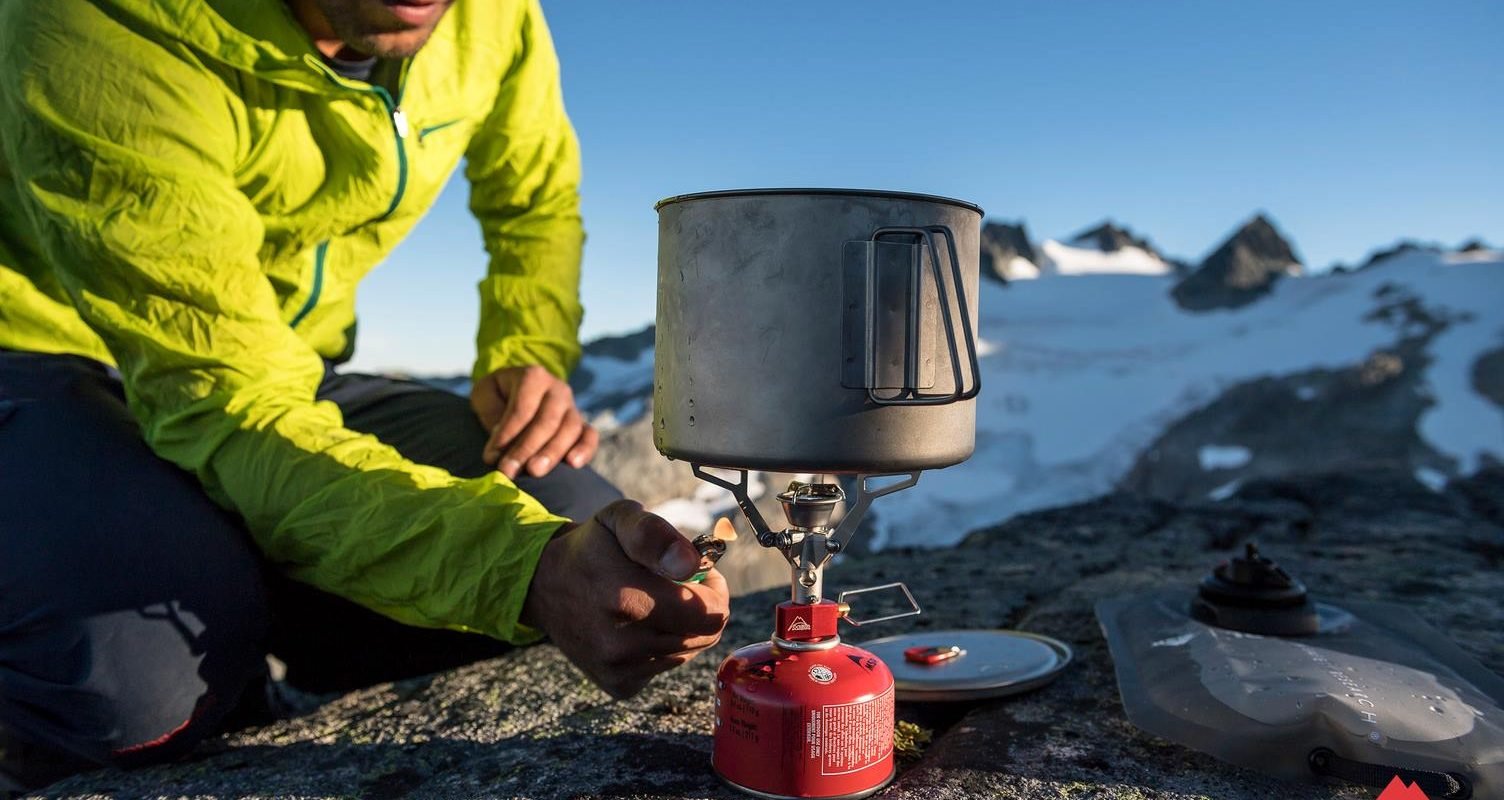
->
<box><xmin>654</xmin><ymin>187</ymin><xmax>983</xmax><ymax>216</ymax></box>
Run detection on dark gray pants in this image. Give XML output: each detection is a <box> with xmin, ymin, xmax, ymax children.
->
<box><xmin>0</xmin><ymin>351</ymin><xmax>619</xmax><ymax>780</ymax></box>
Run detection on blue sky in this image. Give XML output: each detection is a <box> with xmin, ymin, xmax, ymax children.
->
<box><xmin>347</xmin><ymin>1</ymin><xmax>1503</xmax><ymax>374</ymax></box>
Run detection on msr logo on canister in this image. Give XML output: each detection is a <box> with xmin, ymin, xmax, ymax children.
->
<box><xmin>809</xmin><ymin>665</ymin><xmax>836</xmax><ymax>684</ymax></box>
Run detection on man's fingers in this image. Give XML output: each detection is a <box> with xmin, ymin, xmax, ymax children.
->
<box><xmin>597</xmin><ymin>500</ymin><xmax>702</xmax><ymax>581</ymax></box>
<box><xmin>641</xmin><ymin>650</ymin><xmax>702</xmax><ymax>673</ymax></box>
<box><xmin>498</xmin><ymin>391</ymin><xmax>569</xmax><ymax>478</ymax></box>
<box><xmin>595</xmin><ymin>671</ymin><xmax>653</xmax><ymax>701</ymax></box>
<box><xmin>502</xmin><ymin>408</ymin><xmax>568</xmax><ymax>478</ymax></box>
<box><xmin>672</xmin><ymin>632</ymin><xmax>723</xmax><ymax>653</ymax></box>
<box><xmin>588</xmin><ymin>634</ymin><xmax>704</xmax><ymax>700</ymax></box>
<box><xmin>566</xmin><ymin>425</ymin><xmax>599</xmax><ymax>469</ymax></box>
<box><xmin>527</xmin><ymin>411</ymin><xmax>587</xmax><ymax>477</ymax></box>
<box><xmin>697</xmin><ymin>566</ymin><xmax>730</xmax><ymax>600</ymax></box>
<box><xmin>608</xmin><ymin>578</ymin><xmax>728</xmax><ymax>638</ymax></box>
<box><xmin>488</xmin><ymin>373</ymin><xmax>551</xmax><ymax>467</ymax></box>
<box><xmin>607</xmin><ymin>631</ymin><xmax>721</xmax><ymax>665</ymax></box>
<box><xmin>470</xmin><ymin>372</ymin><xmax>506</xmax><ymax>431</ymax></box>
<box><xmin>480</xmin><ymin>376</ymin><xmax>511</xmax><ymax>464</ymax></box>
<box><xmin>597</xmin><ymin>636</ymin><xmax>715</xmax><ymax>694</ymax></box>
<box><xmin>637</xmin><ymin>580</ymin><xmax>729</xmax><ymax>637</ymax></box>
<box><xmin>482</xmin><ymin>382</ymin><xmax>523</xmax><ymax>465</ymax></box>
<box><xmin>646</xmin><ymin>604</ymin><xmax>721</xmax><ymax>640</ymax></box>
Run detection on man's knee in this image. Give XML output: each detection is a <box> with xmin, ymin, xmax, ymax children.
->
<box><xmin>0</xmin><ymin>583</ymin><xmax>269</xmax><ymax>772</ymax></box>
<box><xmin>511</xmin><ymin>464</ymin><xmax>624</xmax><ymax>523</ymax></box>
<box><xmin>0</xmin><ymin>363</ymin><xmax>272</xmax><ymax>772</ymax></box>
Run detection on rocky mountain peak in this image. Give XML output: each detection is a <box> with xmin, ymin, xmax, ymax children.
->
<box><xmin>567</xmin><ymin>324</ymin><xmax>656</xmax><ymax>416</ymax></box>
<box><xmin>1068</xmin><ymin>220</ymin><xmax>1161</xmax><ymax>256</ymax></box>
<box><xmin>1354</xmin><ymin>240</ymin><xmax>1440</xmax><ymax>271</ymax></box>
<box><xmin>979</xmin><ymin>220</ymin><xmax>1039</xmax><ymax>282</ymax></box>
<box><xmin>1238</xmin><ymin>214</ymin><xmax>1295</xmax><ymax>255</ymax></box>
<box><xmin>1338</xmin><ymin>238</ymin><xmax>1498</xmax><ymax>272</ymax></box>
<box><xmin>1171</xmin><ymin>213</ymin><xmax>1302</xmax><ymax>311</ymax></box>
<box><xmin>580</xmin><ymin>324</ymin><xmax>654</xmax><ymax>361</ymax></box>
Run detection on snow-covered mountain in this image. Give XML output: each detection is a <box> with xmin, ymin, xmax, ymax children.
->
<box><xmin>983</xmin><ymin>219</ymin><xmax>1184</xmax><ymax>279</ymax></box>
<box><xmin>985</xmin><ymin>215</ymin><xmax>1300</xmax><ymax>289</ymax></box>
<box><xmin>871</xmin><ymin>242</ymin><xmax>1500</xmax><ymax>548</ymax></box>
<box><xmin>1039</xmin><ymin>221</ymin><xmax>1177</xmax><ymax>277</ymax></box>
<box><xmin>419</xmin><ymin>220</ymin><xmax>1503</xmax><ymax>566</ymax></box>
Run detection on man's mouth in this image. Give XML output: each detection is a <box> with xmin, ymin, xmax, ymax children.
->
<box><xmin>381</xmin><ymin>0</ymin><xmax>448</xmax><ymax>28</ymax></box>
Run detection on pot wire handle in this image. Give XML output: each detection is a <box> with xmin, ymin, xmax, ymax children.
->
<box><xmin>928</xmin><ymin>224</ymin><xmax>982</xmax><ymax>401</ymax></box>
<box><xmin>866</xmin><ymin>225</ymin><xmax>981</xmax><ymax>405</ymax></box>
<box><xmin>837</xmin><ymin>581</ymin><xmax>922</xmax><ymax>627</ymax></box>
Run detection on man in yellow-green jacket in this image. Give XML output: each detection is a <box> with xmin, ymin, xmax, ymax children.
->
<box><xmin>0</xmin><ymin>0</ymin><xmax>728</xmax><ymax>788</ymax></box>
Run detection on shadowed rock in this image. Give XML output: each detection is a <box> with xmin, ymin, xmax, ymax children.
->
<box><xmin>1474</xmin><ymin>347</ymin><xmax>1504</xmax><ymax>410</ymax></box>
<box><xmin>567</xmin><ymin>326</ymin><xmax>655</xmax><ymax>415</ymax></box>
<box><xmin>1124</xmin><ymin>282</ymin><xmax>1470</xmax><ymax>502</ymax></box>
<box><xmin>34</xmin><ymin>469</ymin><xmax>1502</xmax><ymax>800</ymax></box>
<box><xmin>1172</xmin><ymin>214</ymin><xmax>1301</xmax><ymax>311</ymax></box>
<box><xmin>979</xmin><ymin>221</ymin><xmax>1039</xmax><ymax>283</ymax></box>
<box><xmin>580</xmin><ymin>326</ymin><xmax>655</xmax><ymax>364</ymax></box>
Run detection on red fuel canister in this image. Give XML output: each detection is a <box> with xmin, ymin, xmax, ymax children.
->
<box><xmin>712</xmin><ymin>600</ymin><xmax>897</xmax><ymax>799</ymax></box>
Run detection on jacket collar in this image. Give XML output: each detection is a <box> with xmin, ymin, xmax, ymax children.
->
<box><xmin>108</xmin><ymin>0</ymin><xmax>371</xmax><ymax>94</ymax></box>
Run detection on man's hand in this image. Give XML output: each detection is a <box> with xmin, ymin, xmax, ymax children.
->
<box><xmin>520</xmin><ymin>500</ymin><xmax>731</xmax><ymax>699</ymax></box>
<box><xmin>472</xmin><ymin>365</ymin><xmax>598</xmax><ymax>479</ymax></box>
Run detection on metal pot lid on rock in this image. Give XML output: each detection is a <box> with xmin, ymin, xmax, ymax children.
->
<box><xmin>860</xmin><ymin>629</ymin><xmax>1073</xmax><ymax>702</ymax></box>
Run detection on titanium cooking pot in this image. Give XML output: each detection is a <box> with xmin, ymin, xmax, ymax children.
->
<box><xmin>653</xmin><ymin>188</ymin><xmax>982</xmax><ymax>473</ymax></box>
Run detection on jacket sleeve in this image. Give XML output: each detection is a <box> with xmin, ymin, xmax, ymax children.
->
<box><xmin>0</xmin><ymin>3</ymin><xmax>561</xmax><ymax>643</ymax></box>
<box><xmin>466</xmin><ymin>0</ymin><xmax>586</xmax><ymax>385</ymax></box>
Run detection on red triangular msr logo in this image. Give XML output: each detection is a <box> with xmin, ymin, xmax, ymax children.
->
<box><xmin>1376</xmin><ymin>776</ymin><xmax>1431</xmax><ymax>800</ymax></box>
<box><xmin>788</xmin><ymin>616</ymin><xmax>811</xmax><ymax>632</ymax></box>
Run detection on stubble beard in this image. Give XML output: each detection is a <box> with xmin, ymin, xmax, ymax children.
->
<box><xmin>314</xmin><ymin>0</ymin><xmax>443</xmax><ymax>59</ymax></box>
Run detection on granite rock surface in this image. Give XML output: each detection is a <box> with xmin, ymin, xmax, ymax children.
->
<box><xmin>35</xmin><ymin>468</ymin><xmax>1504</xmax><ymax>800</ymax></box>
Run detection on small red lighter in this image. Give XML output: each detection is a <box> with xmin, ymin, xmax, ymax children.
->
<box><xmin>682</xmin><ymin>518</ymin><xmax>736</xmax><ymax>584</ymax></box>
<box><xmin>904</xmin><ymin>644</ymin><xmax>966</xmax><ymax>665</ymax></box>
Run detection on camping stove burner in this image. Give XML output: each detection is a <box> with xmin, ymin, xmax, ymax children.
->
<box><xmin>694</xmin><ymin>470</ymin><xmax>922</xmax><ymax>799</ymax></box>
<box><xmin>777</xmin><ymin>480</ymin><xmax>844</xmax><ymax>531</ymax></box>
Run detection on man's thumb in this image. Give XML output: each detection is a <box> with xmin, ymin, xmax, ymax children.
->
<box><xmin>597</xmin><ymin>500</ymin><xmax>701</xmax><ymax>580</ymax></box>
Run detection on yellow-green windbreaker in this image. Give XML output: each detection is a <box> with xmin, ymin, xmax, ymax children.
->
<box><xmin>0</xmin><ymin>0</ymin><xmax>586</xmax><ymax>642</ymax></box>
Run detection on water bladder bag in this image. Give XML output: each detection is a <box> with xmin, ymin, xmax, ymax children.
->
<box><xmin>1096</xmin><ymin>548</ymin><xmax>1504</xmax><ymax>798</ymax></box>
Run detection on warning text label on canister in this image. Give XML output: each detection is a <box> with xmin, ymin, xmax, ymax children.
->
<box><xmin>817</xmin><ymin>686</ymin><xmax>895</xmax><ymax>775</ymax></box>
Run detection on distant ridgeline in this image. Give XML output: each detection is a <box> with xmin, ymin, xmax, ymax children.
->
<box><xmin>411</xmin><ymin>222</ymin><xmax>1502</xmax><ymax>551</ymax></box>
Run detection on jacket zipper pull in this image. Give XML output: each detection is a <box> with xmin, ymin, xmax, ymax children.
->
<box><xmin>392</xmin><ymin>107</ymin><xmax>410</xmax><ymax>139</ymax></box>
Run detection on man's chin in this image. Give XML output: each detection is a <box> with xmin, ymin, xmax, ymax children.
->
<box><xmin>348</xmin><ymin>29</ymin><xmax>437</xmax><ymax>59</ymax></box>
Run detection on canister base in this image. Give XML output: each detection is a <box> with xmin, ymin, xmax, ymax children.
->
<box><xmin>714</xmin><ymin>765</ymin><xmax>896</xmax><ymax>800</ymax></box>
